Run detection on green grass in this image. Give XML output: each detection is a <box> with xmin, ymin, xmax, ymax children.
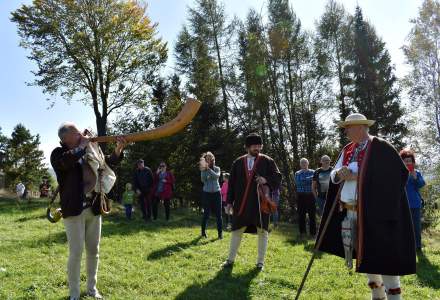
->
<box><xmin>0</xmin><ymin>196</ymin><xmax>439</xmax><ymax>300</ymax></box>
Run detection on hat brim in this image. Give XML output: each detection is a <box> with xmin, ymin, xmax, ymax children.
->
<box><xmin>338</xmin><ymin>120</ymin><xmax>375</xmax><ymax>128</ymax></box>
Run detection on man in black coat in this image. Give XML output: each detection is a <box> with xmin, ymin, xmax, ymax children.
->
<box><xmin>133</xmin><ymin>159</ymin><xmax>154</xmax><ymax>221</ymax></box>
<box><xmin>222</xmin><ymin>133</ymin><xmax>282</xmax><ymax>270</ymax></box>
<box><xmin>317</xmin><ymin>113</ymin><xmax>415</xmax><ymax>300</ymax></box>
<box><xmin>51</xmin><ymin>122</ymin><xmax>126</xmax><ymax>300</ymax></box>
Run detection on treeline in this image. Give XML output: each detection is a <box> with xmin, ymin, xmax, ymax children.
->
<box><xmin>12</xmin><ymin>0</ymin><xmax>438</xmax><ymax>220</ymax></box>
<box><xmin>111</xmin><ymin>0</ymin><xmax>406</xmax><ymax>215</ymax></box>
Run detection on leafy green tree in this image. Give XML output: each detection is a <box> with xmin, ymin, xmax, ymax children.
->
<box><xmin>403</xmin><ymin>0</ymin><xmax>440</xmax><ymax>143</ymax></box>
<box><xmin>3</xmin><ymin>124</ymin><xmax>48</xmax><ymax>190</ymax></box>
<box><xmin>12</xmin><ymin>0</ymin><xmax>167</xmax><ymax>138</ymax></box>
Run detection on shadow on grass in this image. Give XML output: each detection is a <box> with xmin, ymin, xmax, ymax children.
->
<box><xmin>174</xmin><ymin>267</ymin><xmax>260</xmax><ymax>300</ymax></box>
<box><xmin>15</xmin><ymin>214</ymin><xmax>46</xmax><ymax>222</ymax></box>
<box><xmin>101</xmin><ymin>208</ymin><xmax>200</xmax><ymax>237</ymax></box>
<box><xmin>417</xmin><ymin>250</ymin><xmax>440</xmax><ymax>289</ymax></box>
<box><xmin>284</xmin><ymin>235</ymin><xmax>323</xmax><ymax>259</ymax></box>
<box><xmin>147</xmin><ymin>236</ymin><xmax>216</xmax><ymax>261</ymax></box>
<box><xmin>0</xmin><ymin>197</ymin><xmax>48</xmax><ymax>216</ymax></box>
<box><xmin>28</xmin><ymin>207</ymin><xmax>202</xmax><ymax>246</ymax></box>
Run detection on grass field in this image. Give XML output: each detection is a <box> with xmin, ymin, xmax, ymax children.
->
<box><xmin>0</xmin><ymin>196</ymin><xmax>439</xmax><ymax>300</ymax></box>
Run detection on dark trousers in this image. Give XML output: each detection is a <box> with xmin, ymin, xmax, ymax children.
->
<box><xmin>124</xmin><ymin>204</ymin><xmax>133</xmax><ymax>219</ymax></box>
<box><xmin>153</xmin><ymin>196</ymin><xmax>170</xmax><ymax>220</ymax></box>
<box><xmin>201</xmin><ymin>191</ymin><xmax>223</xmax><ymax>236</ymax></box>
<box><xmin>297</xmin><ymin>192</ymin><xmax>316</xmax><ymax>235</ymax></box>
<box><xmin>138</xmin><ymin>192</ymin><xmax>151</xmax><ymax>220</ymax></box>
<box><xmin>411</xmin><ymin>208</ymin><xmax>422</xmax><ymax>249</ymax></box>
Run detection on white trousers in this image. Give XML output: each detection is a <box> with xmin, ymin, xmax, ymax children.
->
<box><xmin>63</xmin><ymin>208</ymin><xmax>101</xmax><ymax>298</ymax></box>
<box><xmin>367</xmin><ymin>273</ymin><xmax>401</xmax><ymax>300</ymax></box>
<box><xmin>227</xmin><ymin>227</ymin><xmax>269</xmax><ymax>264</ymax></box>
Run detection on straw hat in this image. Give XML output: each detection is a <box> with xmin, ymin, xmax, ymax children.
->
<box><xmin>338</xmin><ymin>113</ymin><xmax>375</xmax><ymax>128</ymax></box>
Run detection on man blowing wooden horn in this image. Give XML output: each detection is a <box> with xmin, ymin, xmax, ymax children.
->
<box><xmin>51</xmin><ymin>122</ymin><xmax>126</xmax><ymax>300</ymax></box>
<box><xmin>316</xmin><ymin>113</ymin><xmax>416</xmax><ymax>300</ymax></box>
<box><xmin>222</xmin><ymin>133</ymin><xmax>282</xmax><ymax>271</ymax></box>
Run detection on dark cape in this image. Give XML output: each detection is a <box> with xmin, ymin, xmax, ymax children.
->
<box><xmin>316</xmin><ymin>136</ymin><xmax>416</xmax><ymax>275</ymax></box>
<box><xmin>227</xmin><ymin>154</ymin><xmax>282</xmax><ymax>233</ymax></box>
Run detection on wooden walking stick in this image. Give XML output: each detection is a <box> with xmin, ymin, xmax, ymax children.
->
<box><xmin>294</xmin><ymin>183</ymin><xmax>344</xmax><ymax>300</ymax></box>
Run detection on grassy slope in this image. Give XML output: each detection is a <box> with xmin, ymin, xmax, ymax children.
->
<box><xmin>0</xmin><ymin>197</ymin><xmax>438</xmax><ymax>300</ymax></box>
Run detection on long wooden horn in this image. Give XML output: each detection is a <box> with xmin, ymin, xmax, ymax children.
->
<box><xmin>90</xmin><ymin>98</ymin><xmax>201</xmax><ymax>143</ymax></box>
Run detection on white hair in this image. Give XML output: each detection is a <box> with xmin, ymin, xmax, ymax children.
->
<box><xmin>300</xmin><ymin>158</ymin><xmax>309</xmax><ymax>165</ymax></box>
<box><xmin>58</xmin><ymin>122</ymin><xmax>77</xmax><ymax>140</ymax></box>
<box><xmin>321</xmin><ymin>155</ymin><xmax>331</xmax><ymax>162</ymax></box>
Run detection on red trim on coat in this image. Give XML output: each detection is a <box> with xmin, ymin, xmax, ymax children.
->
<box><xmin>356</xmin><ymin>137</ymin><xmax>373</xmax><ymax>269</ymax></box>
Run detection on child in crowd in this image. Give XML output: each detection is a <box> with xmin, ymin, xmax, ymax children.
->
<box><xmin>122</xmin><ymin>183</ymin><xmax>135</xmax><ymax>220</ymax></box>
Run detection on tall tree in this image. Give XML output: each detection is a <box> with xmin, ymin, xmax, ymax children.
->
<box><xmin>12</xmin><ymin>0</ymin><xmax>167</xmax><ymax>138</ymax></box>
<box><xmin>174</xmin><ymin>22</ymin><xmax>238</xmax><ymax>206</ymax></box>
<box><xmin>188</xmin><ymin>0</ymin><xmax>236</xmax><ymax>130</ymax></box>
<box><xmin>237</xmin><ymin>10</ymin><xmax>272</xmax><ymax>139</ymax></box>
<box><xmin>403</xmin><ymin>0</ymin><xmax>440</xmax><ymax>143</ymax></box>
<box><xmin>316</xmin><ymin>0</ymin><xmax>353</xmax><ymax>145</ymax></box>
<box><xmin>3</xmin><ymin>124</ymin><xmax>48</xmax><ymax>189</ymax></box>
<box><xmin>347</xmin><ymin>7</ymin><xmax>406</xmax><ymax>147</ymax></box>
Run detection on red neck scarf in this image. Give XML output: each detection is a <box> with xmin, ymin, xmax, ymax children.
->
<box><xmin>342</xmin><ymin>140</ymin><xmax>369</xmax><ymax>166</ymax></box>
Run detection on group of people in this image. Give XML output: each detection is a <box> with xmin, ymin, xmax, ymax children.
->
<box><xmin>51</xmin><ymin>112</ymin><xmax>425</xmax><ymax>300</ymax></box>
<box><xmin>123</xmin><ymin>159</ymin><xmax>175</xmax><ymax>221</ymax></box>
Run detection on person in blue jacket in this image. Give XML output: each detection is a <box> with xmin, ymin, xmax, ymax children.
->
<box><xmin>400</xmin><ymin>149</ymin><xmax>426</xmax><ymax>251</ymax></box>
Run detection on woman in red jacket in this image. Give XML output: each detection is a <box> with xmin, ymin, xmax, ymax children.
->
<box><xmin>151</xmin><ymin>162</ymin><xmax>175</xmax><ymax>220</ymax></box>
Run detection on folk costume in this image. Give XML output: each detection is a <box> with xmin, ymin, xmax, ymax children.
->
<box><xmin>316</xmin><ymin>114</ymin><xmax>416</xmax><ymax>300</ymax></box>
<box><xmin>51</xmin><ymin>140</ymin><xmax>123</xmax><ymax>300</ymax></box>
<box><xmin>225</xmin><ymin>134</ymin><xmax>282</xmax><ymax>268</ymax></box>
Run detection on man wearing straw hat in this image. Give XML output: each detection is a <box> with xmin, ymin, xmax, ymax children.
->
<box><xmin>316</xmin><ymin>113</ymin><xmax>415</xmax><ymax>300</ymax></box>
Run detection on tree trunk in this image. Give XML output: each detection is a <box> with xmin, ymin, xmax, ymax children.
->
<box><xmin>287</xmin><ymin>58</ymin><xmax>299</xmax><ymax>162</ymax></box>
<box><xmin>335</xmin><ymin>37</ymin><xmax>349</xmax><ymax>146</ymax></box>
<box><xmin>213</xmin><ymin>28</ymin><xmax>229</xmax><ymax>130</ymax></box>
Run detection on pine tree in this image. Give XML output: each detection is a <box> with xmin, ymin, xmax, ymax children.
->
<box><xmin>316</xmin><ymin>0</ymin><xmax>353</xmax><ymax>146</ymax></box>
<box><xmin>348</xmin><ymin>7</ymin><xmax>407</xmax><ymax>147</ymax></box>
<box><xmin>4</xmin><ymin>124</ymin><xmax>48</xmax><ymax>190</ymax></box>
<box><xmin>187</xmin><ymin>0</ymin><xmax>236</xmax><ymax>130</ymax></box>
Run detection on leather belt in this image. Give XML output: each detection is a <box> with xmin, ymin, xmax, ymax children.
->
<box><xmin>342</xmin><ymin>203</ymin><xmax>357</xmax><ymax>211</ymax></box>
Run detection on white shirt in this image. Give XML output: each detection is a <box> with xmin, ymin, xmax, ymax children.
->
<box><xmin>247</xmin><ymin>156</ymin><xmax>256</xmax><ymax>171</ymax></box>
<box><xmin>16</xmin><ymin>183</ymin><xmax>25</xmax><ymax>196</ymax></box>
<box><xmin>330</xmin><ymin>141</ymin><xmax>369</xmax><ymax>203</ymax></box>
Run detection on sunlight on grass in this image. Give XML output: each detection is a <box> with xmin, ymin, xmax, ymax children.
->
<box><xmin>0</xmin><ymin>197</ymin><xmax>439</xmax><ymax>300</ymax></box>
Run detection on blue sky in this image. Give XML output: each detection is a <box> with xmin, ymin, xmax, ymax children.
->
<box><xmin>0</xmin><ymin>0</ymin><xmax>421</xmax><ymax>166</ymax></box>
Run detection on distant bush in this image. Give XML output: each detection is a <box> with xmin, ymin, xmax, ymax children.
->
<box><xmin>420</xmin><ymin>181</ymin><xmax>440</xmax><ymax>230</ymax></box>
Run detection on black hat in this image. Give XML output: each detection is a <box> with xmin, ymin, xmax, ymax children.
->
<box><xmin>245</xmin><ymin>133</ymin><xmax>263</xmax><ymax>147</ymax></box>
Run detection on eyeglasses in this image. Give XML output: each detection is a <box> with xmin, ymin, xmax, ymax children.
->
<box><xmin>159</xmin><ymin>165</ymin><xmax>165</xmax><ymax>167</ymax></box>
